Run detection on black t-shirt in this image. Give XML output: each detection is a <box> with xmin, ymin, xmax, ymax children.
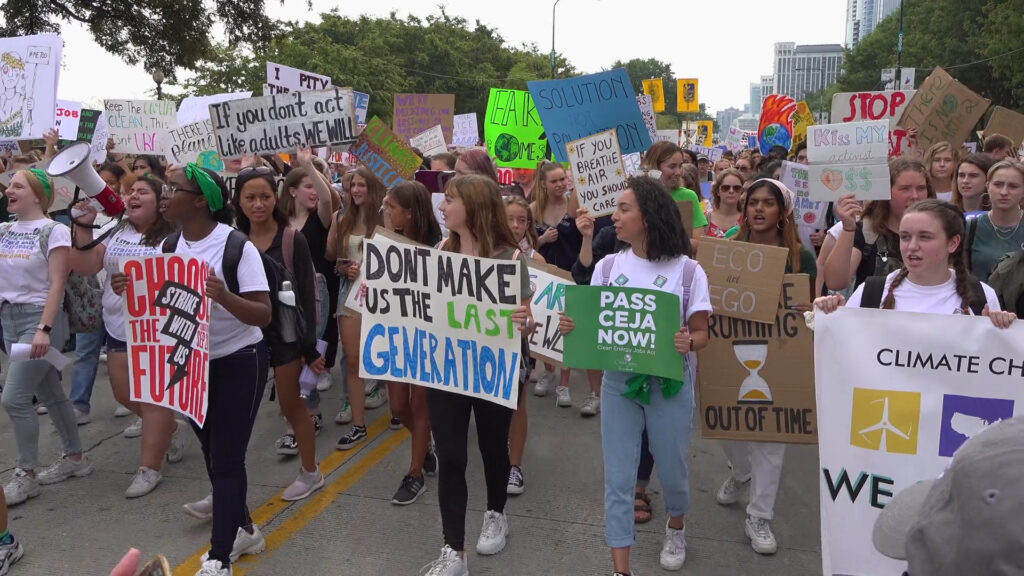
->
<box><xmin>536</xmin><ymin>213</ymin><xmax>582</xmax><ymax>272</ymax></box>
<box><xmin>853</xmin><ymin>222</ymin><xmax>902</xmax><ymax>286</ymax></box>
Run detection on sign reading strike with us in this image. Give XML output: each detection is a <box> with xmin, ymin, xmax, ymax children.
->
<box><xmin>355</xmin><ymin>233</ymin><xmax>524</xmax><ymax>409</ymax></box>
<box><xmin>567</xmin><ymin>129</ymin><xmax>627</xmax><ymax>217</ymax></box>
<box><xmin>806</xmin><ymin>120</ymin><xmax>891</xmax><ymax>202</ymax></box>
<box><xmin>123</xmin><ymin>255</ymin><xmax>211</xmax><ymax>426</ymax></box>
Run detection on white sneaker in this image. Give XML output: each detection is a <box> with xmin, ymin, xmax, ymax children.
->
<box><xmin>555</xmin><ymin>385</ymin><xmax>572</xmax><ymax>407</ymax></box>
<box><xmin>365</xmin><ymin>384</ymin><xmax>388</xmax><ymax>409</ymax></box>
<box><xmin>37</xmin><ymin>454</ymin><xmax>93</xmax><ymax>485</ymax></box>
<box><xmin>125</xmin><ymin>466</ymin><xmax>163</xmax><ymax>498</ymax></box>
<box><xmin>316</xmin><ymin>371</ymin><xmax>333</xmax><ymax>391</ymax></box>
<box><xmin>123</xmin><ymin>417</ymin><xmax>143</xmax><ymax>438</ymax></box>
<box><xmin>74</xmin><ymin>408</ymin><xmax>91</xmax><ymax>426</ymax></box>
<box><xmin>195</xmin><ymin>559</ymin><xmax>231</xmax><ymax>576</ymax></box>
<box><xmin>184</xmin><ymin>493</ymin><xmax>213</xmax><ymax>520</ymax></box>
<box><xmin>533</xmin><ymin>370</ymin><xmax>556</xmax><ymax>397</ymax></box>
<box><xmin>715</xmin><ymin>476</ymin><xmax>749</xmax><ymax>505</ymax></box>
<box><xmin>475</xmin><ymin>510</ymin><xmax>509</xmax><ymax>555</ymax></box>
<box><xmin>660</xmin><ymin>521</ymin><xmax>687</xmax><ymax>570</ymax></box>
<box><xmin>745</xmin><ymin>515</ymin><xmax>778</xmax><ymax>554</ymax></box>
<box><xmin>335</xmin><ymin>401</ymin><xmax>352</xmax><ymax>425</ymax></box>
<box><xmin>34</xmin><ymin>404</ymin><xmax>47</xmax><ymax>415</ymax></box>
<box><xmin>201</xmin><ymin>525</ymin><xmax>266</xmax><ymax>563</ymax></box>
<box><xmin>0</xmin><ymin>534</ymin><xmax>25</xmax><ymax>574</ymax></box>
<box><xmin>580</xmin><ymin>393</ymin><xmax>601</xmax><ymax>417</ymax></box>
<box><xmin>3</xmin><ymin>469</ymin><xmax>39</xmax><ymax>506</ymax></box>
<box><xmin>167</xmin><ymin>421</ymin><xmax>185</xmax><ymax>463</ymax></box>
<box><xmin>364</xmin><ymin>378</ymin><xmax>377</xmax><ymax>394</ymax></box>
<box><xmin>420</xmin><ymin>545</ymin><xmax>468</xmax><ymax>576</ymax></box>
<box><xmin>114</xmin><ymin>404</ymin><xmax>133</xmax><ymax>418</ymax></box>
<box><xmin>282</xmin><ymin>467</ymin><xmax>324</xmax><ymax>501</ymax></box>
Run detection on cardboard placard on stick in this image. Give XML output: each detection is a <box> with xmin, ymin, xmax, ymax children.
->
<box><xmin>806</xmin><ymin>120</ymin><xmax>891</xmax><ymax>202</ymax></box>
<box><xmin>636</xmin><ymin>95</ymin><xmax>658</xmax><ymax>143</ymax></box>
<box><xmin>209</xmin><ymin>88</ymin><xmax>356</xmax><ymax>157</ymax></box>
<box><xmin>527</xmin><ymin>262</ymin><xmax>575</xmax><ymax>366</ymax></box>
<box><xmin>897</xmin><ymin>67</ymin><xmax>990</xmax><ymax>158</ymax></box>
<box><xmin>984</xmin><ymin>106</ymin><xmax>1024</xmax><ymax>147</ymax></box>
<box><xmin>393</xmin><ymin>93</ymin><xmax>455</xmax><ymax>144</ymax></box>
<box><xmin>696</xmin><ymin>237</ymin><xmax>788</xmax><ymax>324</ymax></box>
<box><xmin>642</xmin><ymin>78</ymin><xmax>665</xmax><ymax>113</ymax></box>
<box><xmin>349</xmin><ymin>116</ymin><xmax>422</xmax><ymax>186</ymax></box>
<box><xmin>567</xmin><ymin>129</ymin><xmax>627</xmax><ymax>217</ymax></box>
<box><xmin>123</xmin><ymin>254</ymin><xmax>211</xmax><ymax>426</ymax></box>
<box><xmin>698</xmin><ymin>274</ymin><xmax>815</xmax><ymax>443</ymax></box>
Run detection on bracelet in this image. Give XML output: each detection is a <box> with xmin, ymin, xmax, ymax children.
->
<box><xmin>842</xmin><ymin>226</ymin><xmax>857</xmax><ymax>232</ymax></box>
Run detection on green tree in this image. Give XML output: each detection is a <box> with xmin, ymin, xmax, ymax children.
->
<box><xmin>0</xmin><ymin>0</ymin><xmax>283</xmax><ymax>78</ymax></box>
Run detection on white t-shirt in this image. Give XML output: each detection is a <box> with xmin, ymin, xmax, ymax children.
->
<box><xmin>936</xmin><ymin>190</ymin><xmax>953</xmax><ymax>203</ymax></box>
<box><xmin>102</xmin><ymin>225</ymin><xmax>162</xmax><ymax>340</ymax></box>
<box><xmin>0</xmin><ymin>218</ymin><xmax>71</xmax><ymax>306</ymax></box>
<box><xmin>171</xmin><ymin>223</ymin><xmax>269</xmax><ymax>359</ymax></box>
<box><xmin>847</xmin><ymin>269</ymin><xmax>1001</xmax><ymax>315</ymax></box>
<box><xmin>590</xmin><ymin>248</ymin><xmax>713</xmax><ymax>323</ymax></box>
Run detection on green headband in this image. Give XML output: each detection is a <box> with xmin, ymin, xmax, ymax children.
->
<box><xmin>27</xmin><ymin>168</ymin><xmax>52</xmax><ymax>199</ymax></box>
<box><xmin>185</xmin><ymin>163</ymin><xmax>224</xmax><ymax>213</ymax></box>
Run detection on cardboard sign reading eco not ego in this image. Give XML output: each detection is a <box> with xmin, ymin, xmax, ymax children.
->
<box><xmin>696</xmin><ymin>237</ymin><xmax>788</xmax><ymax>324</ymax></box>
<box><xmin>527</xmin><ymin>262</ymin><xmax>575</xmax><ymax>366</ymax></box>
<box><xmin>209</xmin><ymin>88</ymin><xmax>356</xmax><ymax>157</ymax></box>
<box><xmin>350</xmin><ymin>116</ymin><xmax>422</xmax><ymax>186</ymax></box>
<box><xmin>806</xmin><ymin>120</ymin><xmax>891</xmax><ymax>202</ymax></box>
<box><xmin>484</xmin><ymin>88</ymin><xmax>547</xmax><ymax>169</ymax></box>
<box><xmin>355</xmin><ymin>232</ymin><xmax>524</xmax><ymax>409</ymax></box>
<box><xmin>898</xmin><ymin>67</ymin><xmax>990</xmax><ymax>158</ymax></box>
<box><xmin>104</xmin><ymin>99</ymin><xmax>178</xmax><ymax>155</ymax></box>
<box><xmin>699</xmin><ymin>274</ymin><xmax>816</xmax><ymax>443</ymax></box>
<box><xmin>563</xmin><ymin>285</ymin><xmax>683</xmax><ymax>381</ymax></box>
<box><xmin>527</xmin><ymin>68</ymin><xmax>653</xmax><ymax>163</ymax></box>
<box><xmin>567</xmin><ymin>129</ymin><xmax>627</xmax><ymax>217</ymax></box>
<box><xmin>393</xmin><ymin>93</ymin><xmax>455</xmax><ymax>144</ymax></box>
<box><xmin>123</xmin><ymin>255</ymin><xmax>211</xmax><ymax>426</ymax></box>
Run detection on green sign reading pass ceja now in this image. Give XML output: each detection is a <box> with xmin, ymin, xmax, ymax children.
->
<box><xmin>563</xmin><ymin>285</ymin><xmax>683</xmax><ymax>381</ymax></box>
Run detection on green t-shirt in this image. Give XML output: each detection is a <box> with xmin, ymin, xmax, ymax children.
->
<box><xmin>790</xmin><ymin>246</ymin><xmax>818</xmax><ymax>283</ymax></box>
<box><xmin>670</xmin><ymin>187</ymin><xmax>709</xmax><ymax>231</ymax></box>
<box><xmin>969</xmin><ymin>214</ymin><xmax>1024</xmax><ymax>280</ymax></box>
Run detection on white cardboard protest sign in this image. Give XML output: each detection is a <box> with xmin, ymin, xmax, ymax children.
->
<box><xmin>54</xmin><ymin>100</ymin><xmax>82</xmax><ymax>140</ymax></box>
<box><xmin>806</xmin><ymin>120</ymin><xmax>890</xmax><ymax>202</ymax></box>
<box><xmin>104</xmin><ymin>99</ymin><xmax>178</xmax><ymax>155</ymax></box>
<box><xmin>177</xmin><ymin>91</ymin><xmax>251</xmax><ymax>125</ymax></box>
<box><xmin>814</xmin><ymin>308</ymin><xmax>1024</xmax><ymax>576</ymax></box>
<box><xmin>90</xmin><ymin>111</ymin><xmax>109</xmax><ymax>164</ymax></box>
<box><xmin>688</xmin><ymin>145</ymin><xmax>723</xmax><ymax>162</ymax></box>
<box><xmin>566</xmin><ymin>129</ymin><xmax>627</xmax><ymax>217</ymax></box>
<box><xmin>452</xmin><ymin>113</ymin><xmax>479</xmax><ymax>147</ymax></box>
<box><xmin>265</xmin><ymin>62</ymin><xmax>332</xmax><ymax>94</ymax></box>
<box><xmin>636</xmin><ymin>94</ymin><xmax>658</xmax><ymax>143</ymax></box>
<box><xmin>724</xmin><ymin>126</ymin><xmax>746</xmax><ymax>152</ymax></box>
<box><xmin>830</xmin><ymin>90</ymin><xmax>916</xmax><ymax>130</ymax></box>
<box><xmin>655</xmin><ymin>129</ymin><xmax>678</xmax><ymax>144</ymax></box>
<box><xmin>0</xmin><ymin>33</ymin><xmax>62</xmax><ymax>139</ymax></box>
<box><xmin>158</xmin><ymin>119</ymin><xmax>222</xmax><ymax>171</ymax></box>
<box><xmin>354</xmin><ymin>91</ymin><xmax>370</xmax><ymax>127</ymax></box>
<box><xmin>781</xmin><ymin>161</ymin><xmax>828</xmax><ymax>228</ymax></box>
<box><xmin>351</xmin><ymin>231</ymin><xmax>524</xmax><ymax>409</ymax></box>
<box><xmin>209</xmin><ymin>88</ymin><xmax>357</xmax><ymax>157</ymax></box>
<box><xmin>527</xmin><ymin>263</ymin><xmax>574</xmax><ymax>365</ymax></box>
<box><xmin>409</xmin><ymin>124</ymin><xmax>448</xmax><ymax>157</ymax></box>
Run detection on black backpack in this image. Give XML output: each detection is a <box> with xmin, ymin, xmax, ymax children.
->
<box><xmin>859</xmin><ymin>275</ymin><xmax>986</xmax><ymax>315</ymax></box>
<box><xmin>162</xmin><ymin>229</ymin><xmax>308</xmax><ymax>349</ymax></box>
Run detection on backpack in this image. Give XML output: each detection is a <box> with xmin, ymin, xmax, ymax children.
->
<box><xmin>280</xmin><ymin>227</ymin><xmax>329</xmax><ymax>339</ymax></box>
<box><xmin>858</xmin><ymin>274</ymin><xmax>986</xmax><ymax>316</ymax></box>
<box><xmin>0</xmin><ymin>221</ymin><xmax>104</xmax><ymax>333</ymax></box>
<box><xmin>858</xmin><ymin>225</ymin><xmax>903</xmax><ymax>285</ymax></box>
<box><xmin>162</xmin><ymin>229</ymin><xmax>309</xmax><ymax>349</ymax></box>
<box><xmin>987</xmin><ymin>250</ymin><xmax>1024</xmax><ymax>316</ymax></box>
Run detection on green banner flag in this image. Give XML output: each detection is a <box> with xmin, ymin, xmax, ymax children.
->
<box><xmin>484</xmin><ymin>88</ymin><xmax>548</xmax><ymax>169</ymax></box>
<box><xmin>563</xmin><ymin>285</ymin><xmax>683</xmax><ymax>380</ymax></box>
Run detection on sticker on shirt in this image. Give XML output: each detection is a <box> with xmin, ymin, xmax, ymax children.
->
<box><xmin>614</xmin><ymin>273</ymin><xmax>629</xmax><ymax>286</ymax></box>
<box><xmin>0</xmin><ymin>227</ymin><xmax>45</xmax><ymax>261</ymax></box>
<box><xmin>653</xmin><ymin>275</ymin><xmax>667</xmax><ymax>288</ymax></box>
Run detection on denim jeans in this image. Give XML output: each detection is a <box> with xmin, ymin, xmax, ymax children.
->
<box><xmin>601</xmin><ymin>371</ymin><xmax>694</xmax><ymax>548</ymax></box>
<box><xmin>69</xmin><ymin>328</ymin><xmax>104</xmax><ymax>414</ymax></box>
<box><xmin>0</xmin><ymin>303</ymin><xmax>79</xmax><ymax>471</ymax></box>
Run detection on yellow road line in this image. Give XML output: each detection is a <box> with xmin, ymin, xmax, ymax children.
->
<box><xmin>233</xmin><ymin>427</ymin><xmax>410</xmax><ymax>575</ymax></box>
<box><xmin>174</xmin><ymin>413</ymin><xmax>394</xmax><ymax>576</ymax></box>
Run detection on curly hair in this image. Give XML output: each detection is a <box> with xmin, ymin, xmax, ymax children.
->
<box><xmin>624</xmin><ymin>175</ymin><xmax>691</xmax><ymax>261</ymax></box>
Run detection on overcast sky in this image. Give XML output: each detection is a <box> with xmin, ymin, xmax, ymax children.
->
<box><xmin>58</xmin><ymin>0</ymin><xmax>848</xmax><ymax>114</ymax></box>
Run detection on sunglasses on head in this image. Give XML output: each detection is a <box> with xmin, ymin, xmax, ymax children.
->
<box><xmin>238</xmin><ymin>165</ymin><xmax>276</xmax><ymax>177</ymax></box>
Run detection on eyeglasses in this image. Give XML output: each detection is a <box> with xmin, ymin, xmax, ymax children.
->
<box><xmin>737</xmin><ymin>166</ymin><xmax>752</xmax><ymax>172</ymax></box>
<box><xmin>720</xmin><ymin>185</ymin><xmax>744</xmax><ymax>192</ymax></box>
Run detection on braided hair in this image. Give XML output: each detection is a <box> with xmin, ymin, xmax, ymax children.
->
<box><xmin>880</xmin><ymin>199</ymin><xmax>986</xmax><ymax>313</ymax></box>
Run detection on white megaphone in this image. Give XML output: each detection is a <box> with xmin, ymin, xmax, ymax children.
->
<box><xmin>47</xmin><ymin>141</ymin><xmax>125</xmax><ymax>217</ymax></box>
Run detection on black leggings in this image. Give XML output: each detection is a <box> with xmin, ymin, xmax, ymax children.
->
<box><xmin>191</xmin><ymin>342</ymin><xmax>269</xmax><ymax>565</ymax></box>
<box><xmin>426</xmin><ymin>388</ymin><xmax>514</xmax><ymax>551</ymax></box>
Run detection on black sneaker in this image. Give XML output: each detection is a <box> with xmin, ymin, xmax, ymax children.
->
<box><xmin>311</xmin><ymin>413</ymin><xmax>324</xmax><ymax>436</ymax></box>
<box><xmin>391</xmin><ymin>474</ymin><xmax>426</xmax><ymax>505</ymax></box>
<box><xmin>507</xmin><ymin>465</ymin><xmax>524</xmax><ymax>495</ymax></box>
<box><xmin>275</xmin><ymin>433</ymin><xmax>299</xmax><ymax>456</ymax></box>
<box><xmin>389</xmin><ymin>414</ymin><xmax>402</xmax><ymax>430</ymax></box>
<box><xmin>336</xmin><ymin>425</ymin><xmax>367</xmax><ymax>450</ymax></box>
<box><xmin>423</xmin><ymin>447</ymin><xmax>438</xmax><ymax>477</ymax></box>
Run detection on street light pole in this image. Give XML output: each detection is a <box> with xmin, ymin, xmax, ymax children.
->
<box><xmin>895</xmin><ymin>0</ymin><xmax>904</xmax><ymax>87</ymax></box>
<box><xmin>151</xmin><ymin>70</ymin><xmax>165</xmax><ymax>100</ymax></box>
<box><xmin>551</xmin><ymin>0</ymin><xmax>562</xmax><ymax>79</ymax></box>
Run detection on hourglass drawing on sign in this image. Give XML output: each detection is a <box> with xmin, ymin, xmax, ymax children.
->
<box><xmin>734</xmin><ymin>340</ymin><xmax>772</xmax><ymax>404</ymax></box>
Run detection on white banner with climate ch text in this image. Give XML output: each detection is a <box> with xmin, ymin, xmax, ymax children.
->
<box><xmin>814</xmin><ymin>308</ymin><xmax>1024</xmax><ymax>576</ymax></box>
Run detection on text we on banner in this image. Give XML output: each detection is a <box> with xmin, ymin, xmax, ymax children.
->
<box><xmin>698</xmin><ymin>274</ymin><xmax>815</xmax><ymax>444</ymax></box>
<box><xmin>814</xmin><ymin>308</ymin><xmax>1024</xmax><ymax>576</ymax></box>
<box><xmin>123</xmin><ymin>255</ymin><xmax>211</xmax><ymax>427</ymax></box>
<box><xmin>355</xmin><ymin>230</ymin><xmax>525</xmax><ymax>409</ymax></box>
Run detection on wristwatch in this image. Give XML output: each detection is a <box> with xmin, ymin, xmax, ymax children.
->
<box><xmin>36</xmin><ymin>323</ymin><xmax>52</xmax><ymax>334</ymax></box>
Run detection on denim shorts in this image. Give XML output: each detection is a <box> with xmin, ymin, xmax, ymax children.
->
<box><xmin>105</xmin><ymin>329</ymin><xmax>128</xmax><ymax>353</ymax></box>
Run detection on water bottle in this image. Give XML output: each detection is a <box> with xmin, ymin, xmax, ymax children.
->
<box><xmin>299</xmin><ymin>340</ymin><xmax>328</xmax><ymax>399</ymax></box>
<box><xmin>278</xmin><ymin>281</ymin><xmax>298</xmax><ymax>343</ymax></box>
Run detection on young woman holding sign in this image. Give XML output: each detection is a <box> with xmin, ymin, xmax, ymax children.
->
<box><xmin>326</xmin><ymin>167</ymin><xmax>386</xmax><ymax>449</ymax></box>
<box><xmin>162</xmin><ymin>164</ymin><xmax>272</xmax><ymax>576</ymax></box>
<box><xmin>0</xmin><ymin>169</ymin><xmax>93</xmax><ymax>506</ymax></box>
<box><xmin>559</xmin><ymin>176</ymin><xmax>712</xmax><ymax>575</ymax></box>
<box><xmin>379</xmin><ymin>180</ymin><xmax>443</xmax><ymax>505</ymax></box>
<box><xmin>419</xmin><ymin>174</ymin><xmax>534</xmax><ymax>576</ymax></box>
<box><xmin>951</xmin><ymin>153</ymin><xmax>994</xmax><ymax>216</ymax></box>
<box><xmin>925</xmin><ymin>141</ymin><xmax>959</xmax><ymax>203</ymax></box>
<box><xmin>965</xmin><ymin>160</ymin><xmax>1024</xmax><ymax>279</ymax></box>
<box><xmin>814</xmin><ymin>199</ymin><xmax>1015</xmax><ymax>326</ymax></box>
<box><xmin>713</xmin><ymin>177</ymin><xmax>816</xmax><ymax>555</ymax></box>
<box><xmin>68</xmin><ymin>175</ymin><xmax>181</xmax><ymax>499</ymax></box>
<box><xmin>233</xmin><ymin>162</ymin><xmax>327</xmax><ymax>503</ymax></box>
